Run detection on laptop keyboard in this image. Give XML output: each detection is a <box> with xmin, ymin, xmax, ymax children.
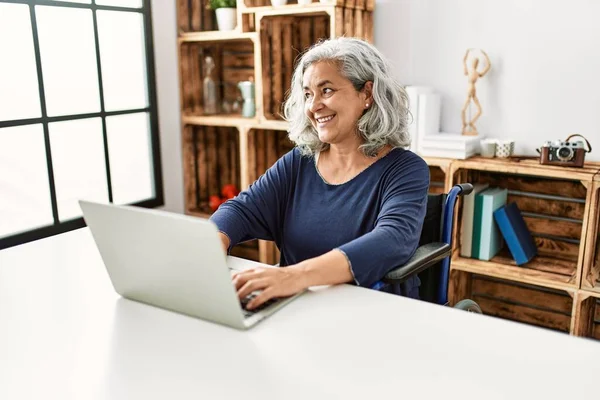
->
<box><xmin>240</xmin><ymin>292</ymin><xmax>280</xmax><ymax>317</ymax></box>
<box><xmin>229</xmin><ymin>268</ymin><xmax>281</xmax><ymax>317</ymax></box>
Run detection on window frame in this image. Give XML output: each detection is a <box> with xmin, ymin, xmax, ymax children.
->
<box><xmin>0</xmin><ymin>0</ymin><xmax>163</xmax><ymax>250</ymax></box>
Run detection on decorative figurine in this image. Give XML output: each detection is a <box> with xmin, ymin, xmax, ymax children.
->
<box><xmin>461</xmin><ymin>48</ymin><xmax>491</xmax><ymax>136</ymax></box>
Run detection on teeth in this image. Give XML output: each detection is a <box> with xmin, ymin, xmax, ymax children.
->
<box><xmin>317</xmin><ymin>115</ymin><xmax>334</xmax><ymax>123</ymax></box>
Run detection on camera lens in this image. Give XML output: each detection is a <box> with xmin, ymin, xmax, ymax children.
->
<box><xmin>557</xmin><ymin>146</ymin><xmax>573</xmax><ymax>161</ymax></box>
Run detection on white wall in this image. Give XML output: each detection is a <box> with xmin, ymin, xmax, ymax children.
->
<box><xmin>150</xmin><ymin>0</ymin><xmax>184</xmax><ymax>213</ymax></box>
<box><xmin>375</xmin><ymin>0</ymin><xmax>600</xmax><ymax>160</ymax></box>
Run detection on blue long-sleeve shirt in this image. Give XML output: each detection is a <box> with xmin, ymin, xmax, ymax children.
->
<box><xmin>210</xmin><ymin>147</ymin><xmax>429</xmax><ymax>297</ymax></box>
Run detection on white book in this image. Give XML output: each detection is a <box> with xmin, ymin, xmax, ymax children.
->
<box><xmin>419</xmin><ymin>147</ymin><xmax>476</xmax><ymax>159</ymax></box>
<box><xmin>420</xmin><ymin>133</ymin><xmax>484</xmax><ymax>151</ymax></box>
<box><xmin>420</xmin><ymin>141</ymin><xmax>480</xmax><ymax>153</ymax></box>
<box><xmin>460</xmin><ymin>183</ymin><xmax>490</xmax><ymax>257</ymax></box>
<box><xmin>417</xmin><ymin>93</ymin><xmax>441</xmax><ymax>153</ymax></box>
<box><xmin>405</xmin><ymin>86</ymin><xmax>435</xmax><ymax>152</ymax></box>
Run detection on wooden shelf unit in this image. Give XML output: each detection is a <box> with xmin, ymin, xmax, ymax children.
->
<box><xmin>446</xmin><ymin>156</ymin><xmax>600</xmax><ymax>336</ymax></box>
<box><xmin>177</xmin><ymin>0</ymin><xmax>373</xmax><ymax>263</ymax></box>
<box><xmin>571</xmin><ymin>289</ymin><xmax>600</xmax><ymax>340</ymax></box>
<box><xmin>581</xmin><ymin>178</ymin><xmax>600</xmax><ymax>294</ymax></box>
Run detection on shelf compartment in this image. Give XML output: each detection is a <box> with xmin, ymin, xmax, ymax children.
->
<box><xmin>571</xmin><ymin>290</ymin><xmax>600</xmax><ymax>341</ymax></box>
<box><xmin>182</xmin><ymin>125</ymin><xmax>242</xmax><ymax>216</ymax></box>
<box><xmin>179</xmin><ymin>39</ymin><xmax>255</xmax><ymax>117</ymax></box>
<box><xmin>449</xmin><ymin>272</ymin><xmax>574</xmax><ymax>334</ymax></box>
<box><xmin>451</xmin><ymin>165</ymin><xmax>599</xmax><ymax>288</ymax></box>
<box><xmin>245</xmin><ymin>128</ymin><xmax>294</xmax><ymax>264</ymax></box>
<box><xmin>259</xmin><ymin>13</ymin><xmax>330</xmax><ymax>120</ymax></box>
<box><xmin>581</xmin><ymin>181</ymin><xmax>600</xmax><ymax>293</ymax></box>
<box><xmin>246</xmin><ymin>128</ymin><xmax>294</xmax><ymax>185</ymax></box>
<box><xmin>176</xmin><ymin>0</ymin><xmax>217</xmax><ymax>33</ymax></box>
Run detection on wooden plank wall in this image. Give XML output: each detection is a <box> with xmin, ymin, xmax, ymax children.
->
<box><xmin>183</xmin><ymin>126</ymin><xmax>241</xmax><ymax>214</ymax></box>
<box><xmin>177</xmin><ymin>0</ymin><xmax>216</xmax><ymax>32</ymax></box>
<box><xmin>180</xmin><ymin>41</ymin><xmax>254</xmax><ymax>115</ymax></box>
<box><xmin>469</xmin><ymin>275</ymin><xmax>573</xmax><ymax>333</ymax></box>
<box><xmin>260</xmin><ymin>14</ymin><xmax>330</xmax><ymax>120</ymax></box>
<box><xmin>247</xmin><ymin>129</ymin><xmax>295</xmax><ymax>184</ymax></box>
<box><xmin>466</xmin><ymin>170</ymin><xmax>585</xmax><ymax>282</ymax></box>
<box><xmin>594</xmin><ymin>299</ymin><xmax>600</xmax><ymax>340</ymax></box>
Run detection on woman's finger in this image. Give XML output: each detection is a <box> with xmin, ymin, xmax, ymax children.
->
<box><xmin>246</xmin><ymin>288</ymin><xmax>275</xmax><ymax>310</ymax></box>
<box><xmin>237</xmin><ymin>277</ymin><xmax>270</xmax><ymax>300</ymax></box>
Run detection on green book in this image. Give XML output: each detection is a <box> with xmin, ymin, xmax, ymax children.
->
<box><xmin>476</xmin><ymin>188</ymin><xmax>508</xmax><ymax>261</ymax></box>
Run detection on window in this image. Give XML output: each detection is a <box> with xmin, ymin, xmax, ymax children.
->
<box><xmin>0</xmin><ymin>0</ymin><xmax>162</xmax><ymax>249</ymax></box>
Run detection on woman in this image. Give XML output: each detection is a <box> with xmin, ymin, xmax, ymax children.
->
<box><xmin>210</xmin><ymin>37</ymin><xmax>429</xmax><ymax>310</ymax></box>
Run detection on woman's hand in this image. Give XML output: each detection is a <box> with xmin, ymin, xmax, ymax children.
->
<box><xmin>232</xmin><ymin>266</ymin><xmax>308</xmax><ymax>310</ymax></box>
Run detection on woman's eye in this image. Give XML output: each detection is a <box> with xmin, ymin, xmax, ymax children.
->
<box><xmin>304</xmin><ymin>92</ymin><xmax>312</xmax><ymax>99</ymax></box>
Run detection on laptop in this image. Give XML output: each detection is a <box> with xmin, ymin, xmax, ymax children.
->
<box><xmin>79</xmin><ymin>200</ymin><xmax>304</xmax><ymax>330</ymax></box>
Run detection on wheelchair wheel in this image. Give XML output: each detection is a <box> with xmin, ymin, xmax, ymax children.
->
<box><xmin>454</xmin><ymin>299</ymin><xmax>482</xmax><ymax>314</ymax></box>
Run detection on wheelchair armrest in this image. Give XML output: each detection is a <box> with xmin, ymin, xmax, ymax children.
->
<box><xmin>382</xmin><ymin>242</ymin><xmax>451</xmax><ymax>284</ymax></box>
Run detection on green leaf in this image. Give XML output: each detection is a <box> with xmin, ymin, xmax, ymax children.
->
<box><xmin>209</xmin><ymin>0</ymin><xmax>237</xmax><ymax>9</ymax></box>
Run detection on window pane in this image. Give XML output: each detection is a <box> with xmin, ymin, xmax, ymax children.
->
<box><xmin>36</xmin><ymin>6</ymin><xmax>100</xmax><ymax>117</ymax></box>
<box><xmin>0</xmin><ymin>125</ymin><xmax>53</xmax><ymax>238</ymax></box>
<box><xmin>107</xmin><ymin>113</ymin><xmax>154</xmax><ymax>204</ymax></box>
<box><xmin>97</xmin><ymin>10</ymin><xmax>148</xmax><ymax>111</ymax></box>
<box><xmin>96</xmin><ymin>0</ymin><xmax>143</xmax><ymax>7</ymax></box>
<box><xmin>49</xmin><ymin>118</ymin><xmax>108</xmax><ymax>221</ymax></box>
<box><xmin>0</xmin><ymin>4</ymin><xmax>41</xmax><ymax>121</ymax></box>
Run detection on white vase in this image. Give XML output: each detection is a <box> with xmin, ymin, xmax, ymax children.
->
<box><xmin>271</xmin><ymin>0</ymin><xmax>288</xmax><ymax>6</ymax></box>
<box><xmin>215</xmin><ymin>8</ymin><xmax>237</xmax><ymax>31</ymax></box>
<box><xmin>298</xmin><ymin>0</ymin><xmax>313</xmax><ymax>5</ymax></box>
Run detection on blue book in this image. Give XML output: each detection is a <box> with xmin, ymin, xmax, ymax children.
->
<box><xmin>493</xmin><ymin>202</ymin><xmax>538</xmax><ymax>265</ymax></box>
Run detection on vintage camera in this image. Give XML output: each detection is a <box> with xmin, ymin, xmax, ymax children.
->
<box><xmin>539</xmin><ymin>134</ymin><xmax>591</xmax><ymax>168</ymax></box>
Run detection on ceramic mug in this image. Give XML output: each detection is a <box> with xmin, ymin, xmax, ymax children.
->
<box><xmin>480</xmin><ymin>139</ymin><xmax>497</xmax><ymax>158</ymax></box>
<box><xmin>495</xmin><ymin>139</ymin><xmax>515</xmax><ymax>158</ymax></box>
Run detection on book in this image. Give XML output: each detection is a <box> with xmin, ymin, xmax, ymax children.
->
<box><xmin>420</xmin><ymin>133</ymin><xmax>484</xmax><ymax>151</ymax></box>
<box><xmin>418</xmin><ymin>147</ymin><xmax>477</xmax><ymax>160</ymax></box>
<box><xmin>416</xmin><ymin>93</ymin><xmax>441</xmax><ymax>152</ymax></box>
<box><xmin>460</xmin><ymin>183</ymin><xmax>489</xmax><ymax>257</ymax></box>
<box><xmin>493</xmin><ymin>202</ymin><xmax>538</xmax><ymax>265</ymax></box>
<box><xmin>472</xmin><ymin>187</ymin><xmax>508</xmax><ymax>261</ymax></box>
<box><xmin>405</xmin><ymin>86</ymin><xmax>435</xmax><ymax>153</ymax></box>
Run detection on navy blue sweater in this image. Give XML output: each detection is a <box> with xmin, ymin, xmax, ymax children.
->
<box><xmin>210</xmin><ymin>147</ymin><xmax>429</xmax><ymax>297</ymax></box>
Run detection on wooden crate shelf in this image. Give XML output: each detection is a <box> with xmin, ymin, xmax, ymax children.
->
<box><xmin>571</xmin><ymin>290</ymin><xmax>600</xmax><ymax>341</ymax></box>
<box><xmin>177</xmin><ymin>0</ymin><xmax>217</xmax><ymax>33</ymax></box>
<box><xmin>450</xmin><ymin>271</ymin><xmax>575</xmax><ymax>334</ymax></box>
<box><xmin>241</xmin><ymin>0</ymin><xmax>374</xmax><ymax>12</ymax></box>
<box><xmin>178</xmin><ymin>0</ymin><xmax>373</xmax><ymax>263</ymax></box>
<box><xmin>179</xmin><ymin>39</ymin><xmax>255</xmax><ymax>118</ymax></box>
<box><xmin>449</xmin><ymin>160</ymin><xmax>600</xmax><ymax>290</ymax></box>
<box><xmin>182</xmin><ymin>125</ymin><xmax>242</xmax><ymax>216</ymax></box>
<box><xmin>581</xmin><ymin>180</ymin><xmax>600</xmax><ymax>293</ymax></box>
<box><xmin>259</xmin><ymin>13</ymin><xmax>331</xmax><ymax>120</ymax></box>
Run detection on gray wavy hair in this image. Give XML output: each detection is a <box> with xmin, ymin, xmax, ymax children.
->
<box><xmin>282</xmin><ymin>37</ymin><xmax>411</xmax><ymax>157</ymax></box>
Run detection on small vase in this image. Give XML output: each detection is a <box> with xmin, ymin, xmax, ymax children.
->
<box><xmin>215</xmin><ymin>8</ymin><xmax>237</xmax><ymax>31</ymax></box>
<box><xmin>270</xmin><ymin>0</ymin><xmax>288</xmax><ymax>6</ymax></box>
<box><xmin>298</xmin><ymin>0</ymin><xmax>313</xmax><ymax>5</ymax></box>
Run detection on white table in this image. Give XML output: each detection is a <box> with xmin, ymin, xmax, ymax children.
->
<box><xmin>1</xmin><ymin>228</ymin><xmax>599</xmax><ymax>400</ymax></box>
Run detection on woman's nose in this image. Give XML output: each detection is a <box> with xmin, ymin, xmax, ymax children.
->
<box><xmin>308</xmin><ymin>95</ymin><xmax>323</xmax><ymax>113</ymax></box>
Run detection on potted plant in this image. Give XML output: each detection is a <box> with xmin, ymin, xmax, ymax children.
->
<box><xmin>209</xmin><ymin>0</ymin><xmax>237</xmax><ymax>31</ymax></box>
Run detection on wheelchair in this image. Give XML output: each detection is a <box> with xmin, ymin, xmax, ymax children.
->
<box><xmin>371</xmin><ymin>183</ymin><xmax>483</xmax><ymax>313</ymax></box>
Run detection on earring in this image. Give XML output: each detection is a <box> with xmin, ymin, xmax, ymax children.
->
<box><xmin>365</xmin><ymin>103</ymin><xmax>369</xmax><ymax>108</ymax></box>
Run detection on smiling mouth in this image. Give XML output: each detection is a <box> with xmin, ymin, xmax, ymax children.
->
<box><xmin>316</xmin><ymin>114</ymin><xmax>335</xmax><ymax>124</ymax></box>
